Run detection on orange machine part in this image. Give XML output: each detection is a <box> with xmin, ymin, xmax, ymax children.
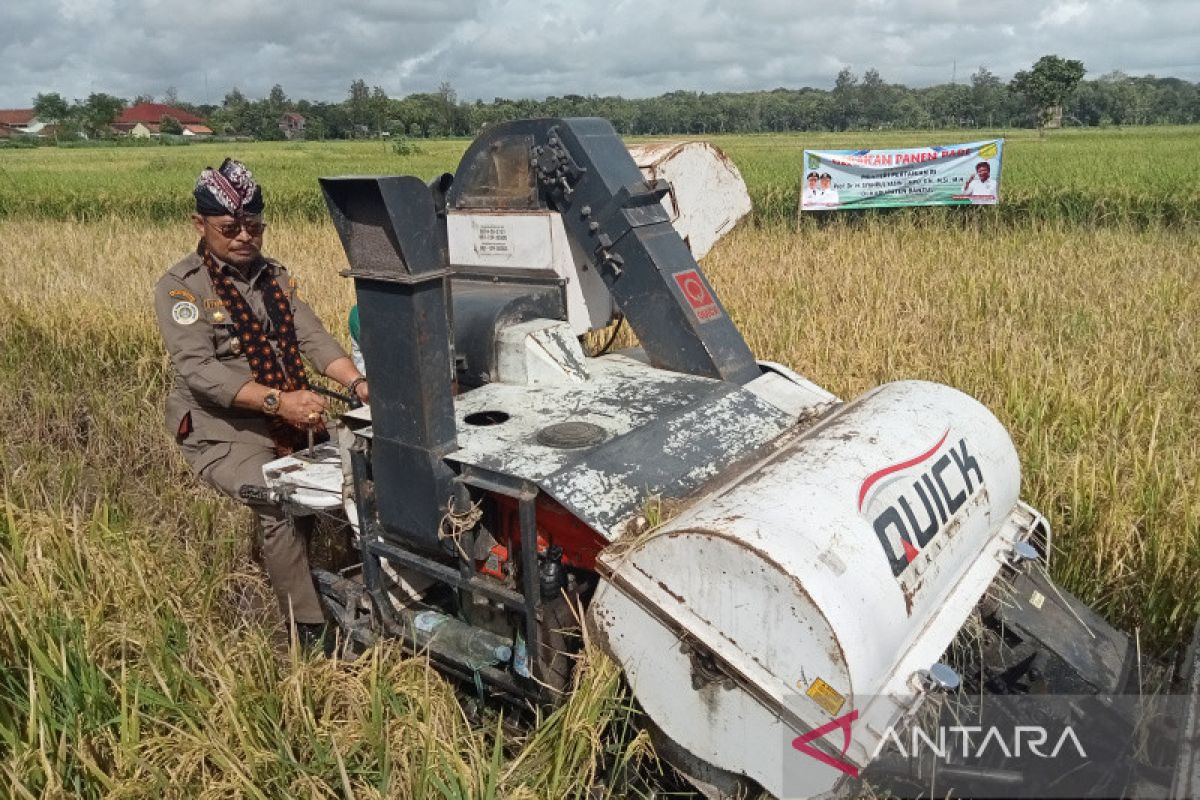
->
<box><xmin>491</xmin><ymin>493</ymin><xmax>608</xmax><ymax>571</ymax></box>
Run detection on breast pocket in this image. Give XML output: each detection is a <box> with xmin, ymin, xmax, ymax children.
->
<box><xmin>211</xmin><ymin>322</ymin><xmax>244</xmax><ymax>360</ymax></box>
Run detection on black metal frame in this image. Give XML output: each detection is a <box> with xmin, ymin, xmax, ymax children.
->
<box><xmin>348</xmin><ymin>444</ymin><xmax>547</xmax><ymax>702</ymax></box>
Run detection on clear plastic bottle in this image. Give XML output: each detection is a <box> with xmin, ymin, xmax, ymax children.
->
<box><xmin>411</xmin><ymin>610</ymin><xmax>513</xmax><ymax>669</ymax></box>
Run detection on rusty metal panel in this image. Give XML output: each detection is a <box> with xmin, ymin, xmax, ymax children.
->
<box><xmin>443</xmin><ymin>354</ymin><xmax>793</xmax><ymax>539</ymax></box>
<box><xmin>539</xmin><ymin>384</ymin><xmax>792</xmax><ymax>538</ymax></box>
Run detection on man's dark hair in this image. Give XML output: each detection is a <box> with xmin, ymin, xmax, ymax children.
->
<box><xmin>820</xmin><ymin>173</ymin><xmax>832</xmax><ymax>180</ymax></box>
<box><xmin>807</xmin><ymin>172</ymin><xmax>819</xmax><ymax>180</ymax></box>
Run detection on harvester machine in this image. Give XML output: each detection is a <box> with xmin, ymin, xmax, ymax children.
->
<box><xmin>259</xmin><ymin>119</ymin><xmax>1200</xmax><ymax>799</ymax></box>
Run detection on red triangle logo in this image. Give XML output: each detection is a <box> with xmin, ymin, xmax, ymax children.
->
<box><xmin>792</xmin><ymin>710</ymin><xmax>860</xmax><ymax>778</ymax></box>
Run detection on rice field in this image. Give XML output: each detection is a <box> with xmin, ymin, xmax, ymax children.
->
<box><xmin>1</xmin><ymin>126</ymin><xmax>1198</xmax><ymax>797</ymax></box>
<box><xmin>2</xmin><ymin>126</ymin><xmax>1198</xmax><ymax>226</ymax></box>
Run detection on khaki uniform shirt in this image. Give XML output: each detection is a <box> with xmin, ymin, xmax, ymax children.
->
<box><xmin>154</xmin><ymin>251</ymin><xmax>348</xmax><ymax>452</ymax></box>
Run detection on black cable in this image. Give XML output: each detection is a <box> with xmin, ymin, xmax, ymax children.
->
<box><xmin>594</xmin><ymin>314</ymin><xmax>625</xmax><ymax>356</ymax></box>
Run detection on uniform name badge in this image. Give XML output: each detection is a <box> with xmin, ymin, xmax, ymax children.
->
<box><xmin>171</xmin><ymin>300</ymin><xmax>200</xmax><ymax>325</ymax></box>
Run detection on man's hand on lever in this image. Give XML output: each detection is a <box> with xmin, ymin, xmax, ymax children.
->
<box><xmin>279</xmin><ymin>389</ymin><xmax>328</xmax><ymax>428</ymax></box>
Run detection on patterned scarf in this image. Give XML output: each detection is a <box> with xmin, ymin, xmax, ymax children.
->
<box><xmin>200</xmin><ymin>243</ymin><xmax>324</xmax><ymax>455</ymax></box>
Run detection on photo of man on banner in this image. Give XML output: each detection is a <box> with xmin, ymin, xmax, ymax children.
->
<box><xmin>959</xmin><ymin>161</ymin><xmax>998</xmax><ymax>203</ymax></box>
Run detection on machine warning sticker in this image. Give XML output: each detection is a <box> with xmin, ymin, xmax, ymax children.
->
<box><xmin>672</xmin><ymin>269</ymin><xmax>722</xmax><ymax>322</ymax></box>
<box><xmin>474</xmin><ymin>223</ymin><xmax>512</xmax><ymax>256</ymax></box>
<box><xmin>805</xmin><ymin>678</ymin><xmax>846</xmax><ymax>716</ymax></box>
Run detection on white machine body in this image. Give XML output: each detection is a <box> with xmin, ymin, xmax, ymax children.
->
<box><xmin>446</xmin><ymin>210</ymin><xmax>616</xmax><ymax>335</ymax></box>
<box><xmin>590</xmin><ymin>381</ymin><xmax>1042</xmax><ymax>798</ymax></box>
<box><xmin>446</xmin><ymin>141</ymin><xmax>753</xmax><ymax>337</ymax></box>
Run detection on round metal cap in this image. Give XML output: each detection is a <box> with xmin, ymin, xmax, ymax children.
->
<box><xmin>926</xmin><ymin>663</ymin><xmax>961</xmax><ymax>691</ymax></box>
<box><xmin>535</xmin><ymin>421</ymin><xmax>607</xmax><ymax>449</ymax></box>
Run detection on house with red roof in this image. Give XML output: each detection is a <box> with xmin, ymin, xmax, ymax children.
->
<box><xmin>279</xmin><ymin>112</ymin><xmax>306</xmax><ymax>140</ymax></box>
<box><xmin>0</xmin><ymin>109</ymin><xmax>44</xmax><ymax>136</ymax></box>
<box><xmin>113</xmin><ymin>102</ymin><xmax>212</xmax><ymax>137</ymax></box>
<box><xmin>0</xmin><ymin>109</ymin><xmax>37</xmax><ymax>127</ymax></box>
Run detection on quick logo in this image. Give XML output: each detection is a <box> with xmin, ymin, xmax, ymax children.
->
<box><xmin>858</xmin><ymin>429</ymin><xmax>985</xmax><ymax>577</ymax></box>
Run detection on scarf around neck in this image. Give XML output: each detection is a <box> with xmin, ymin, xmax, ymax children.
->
<box><xmin>200</xmin><ymin>243</ymin><xmax>323</xmax><ymax>455</ymax></box>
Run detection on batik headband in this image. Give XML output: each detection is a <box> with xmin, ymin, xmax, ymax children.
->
<box><xmin>194</xmin><ymin>158</ymin><xmax>264</xmax><ymax>216</ymax></box>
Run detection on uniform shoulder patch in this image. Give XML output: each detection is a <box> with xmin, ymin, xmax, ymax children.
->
<box><xmin>171</xmin><ymin>300</ymin><xmax>200</xmax><ymax>325</ymax></box>
<box><xmin>169</xmin><ymin>288</ymin><xmax>197</xmax><ymax>303</ymax></box>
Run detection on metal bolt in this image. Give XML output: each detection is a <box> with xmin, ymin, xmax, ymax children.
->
<box><xmin>581</xmin><ymin>206</ymin><xmax>591</xmax><ymax>217</ymax></box>
<box><xmin>588</xmin><ymin>221</ymin><xmax>599</xmax><ymax>232</ymax></box>
<box><xmin>1011</xmin><ymin>541</ymin><xmax>1039</xmax><ymax>563</ymax></box>
<box><xmin>925</xmin><ymin>663</ymin><xmax>961</xmax><ymax>692</ymax></box>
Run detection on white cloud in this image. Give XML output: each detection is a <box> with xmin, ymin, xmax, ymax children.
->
<box><xmin>1037</xmin><ymin>1</ymin><xmax>1090</xmax><ymax>28</ymax></box>
<box><xmin>0</xmin><ymin>0</ymin><xmax>1195</xmax><ymax>107</ymax></box>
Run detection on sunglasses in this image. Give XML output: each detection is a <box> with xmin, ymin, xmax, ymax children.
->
<box><xmin>205</xmin><ymin>217</ymin><xmax>267</xmax><ymax>238</ymax></box>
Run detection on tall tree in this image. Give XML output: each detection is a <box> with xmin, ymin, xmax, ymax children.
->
<box><xmin>969</xmin><ymin>67</ymin><xmax>1004</xmax><ymax>127</ymax></box>
<box><xmin>268</xmin><ymin>84</ymin><xmax>287</xmax><ymax>111</ymax></box>
<box><xmin>1010</xmin><ymin>55</ymin><xmax>1086</xmax><ymax>134</ymax></box>
<box><xmin>32</xmin><ymin>92</ymin><xmax>73</xmax><ymax>141</ymax></box>
<box><xmin>32</xmin><ymin>92</ymin><xmax>71</xmax><ymax>123</ymax></box>
<box><xmin>212</xmin><ymin>87</ymin><xmax>250</xmax><ymax>134</ymax></box>
<box><xmin>369</xmin><ymin>86</ymin><xmax>389</xmax><ymax>135</ymax></box>
<box><xmin>347</xmin><ymin>79</ymin><xmax>371</xmax><ymax>134</ymax></box>
<box><xmin>831</xmin><ymin>68</ymin><xmax>859</xmax><ymax>130</ymax></box>
<box><xmin>859</xmin><ymin>68</ymin><xmax>895</xmax><ymax>128</ymax></box>
<box><xmin>77</xmin><ymin>93</ymin><xmax>125</xmax><ymax>138</ymax></box>
<box><xmin>435</xmin><ymin>81</ymin><xmax>461</xmax><ymax>135</ymax></box>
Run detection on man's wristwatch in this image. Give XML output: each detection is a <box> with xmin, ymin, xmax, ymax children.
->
<box><xmin>262</xmin><ymin>388</ymin><xmax>282</xmax><ymax>416</ymax></box>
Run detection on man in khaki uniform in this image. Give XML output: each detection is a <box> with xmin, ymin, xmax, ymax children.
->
<box><xmin>155</xmin><ymin>159</ymin><xmax>368</xmax><ymax>648</ymax></box>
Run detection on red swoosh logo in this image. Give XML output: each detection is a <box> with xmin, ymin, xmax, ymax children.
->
<box><xmin>792</xmin><ymin>709</ymin><xmax>860</xmax><ymax>778</ymax></box>
<box><xmin>857</xmin><ymin>428</ymin><xmax>950</xmax><ymax>511</ymax></box>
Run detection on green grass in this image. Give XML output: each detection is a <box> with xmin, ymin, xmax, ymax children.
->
<box><xmin>2</xmin><ymin>126</ymin><xmax>1198</xmax><ymax>226</ymax></box>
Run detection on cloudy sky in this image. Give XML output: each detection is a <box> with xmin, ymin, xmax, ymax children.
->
<box><xmin>2</xmin><ymin>0</ymin><xmax>1197</xmax><ymax>107</ymax></box>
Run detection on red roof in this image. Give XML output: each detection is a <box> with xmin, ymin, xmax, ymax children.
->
<box><xmin>115</xmin><ymin>102</ymin><xmax>203</xmax><ymax>125</ymax></box>
<box><xmin>0</xmin><ymin>109</ymin><xmax>35</xmax><ymax>125</ymax></box>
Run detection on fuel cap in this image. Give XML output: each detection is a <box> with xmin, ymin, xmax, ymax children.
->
<box><xmin>535</xmin><ymin>421</ymin><xmax>607</xmax><ymax>449</ymax></box>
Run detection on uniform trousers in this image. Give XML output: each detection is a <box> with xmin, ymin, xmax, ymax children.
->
<box><xmin>181</xmin><ymin>438</ymin><xmax>325</xmax><ymax>624</ymax></box>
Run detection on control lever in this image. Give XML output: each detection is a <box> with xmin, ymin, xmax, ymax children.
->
<box><xmin>312</xmin><ymin>384</ymin><xmax>361</xmax><ymax>409</ymax></box>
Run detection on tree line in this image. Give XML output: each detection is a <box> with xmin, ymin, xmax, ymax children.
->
<box><xmin>29</xmin><ymin>56</ymin><xmax>1200</xmax><ymax>142</ymax></box>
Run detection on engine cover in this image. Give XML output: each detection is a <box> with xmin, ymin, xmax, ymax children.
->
<box><xmin>590</xmin><ymin>380</ymin><xmax>1043</xmax><ymax>798</ymax></box>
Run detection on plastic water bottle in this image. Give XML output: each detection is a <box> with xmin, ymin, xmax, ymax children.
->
<box><xmin>411</xmin><ymin>610</ymin><xmax>513</xmax><ymax>669</ymax></box>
